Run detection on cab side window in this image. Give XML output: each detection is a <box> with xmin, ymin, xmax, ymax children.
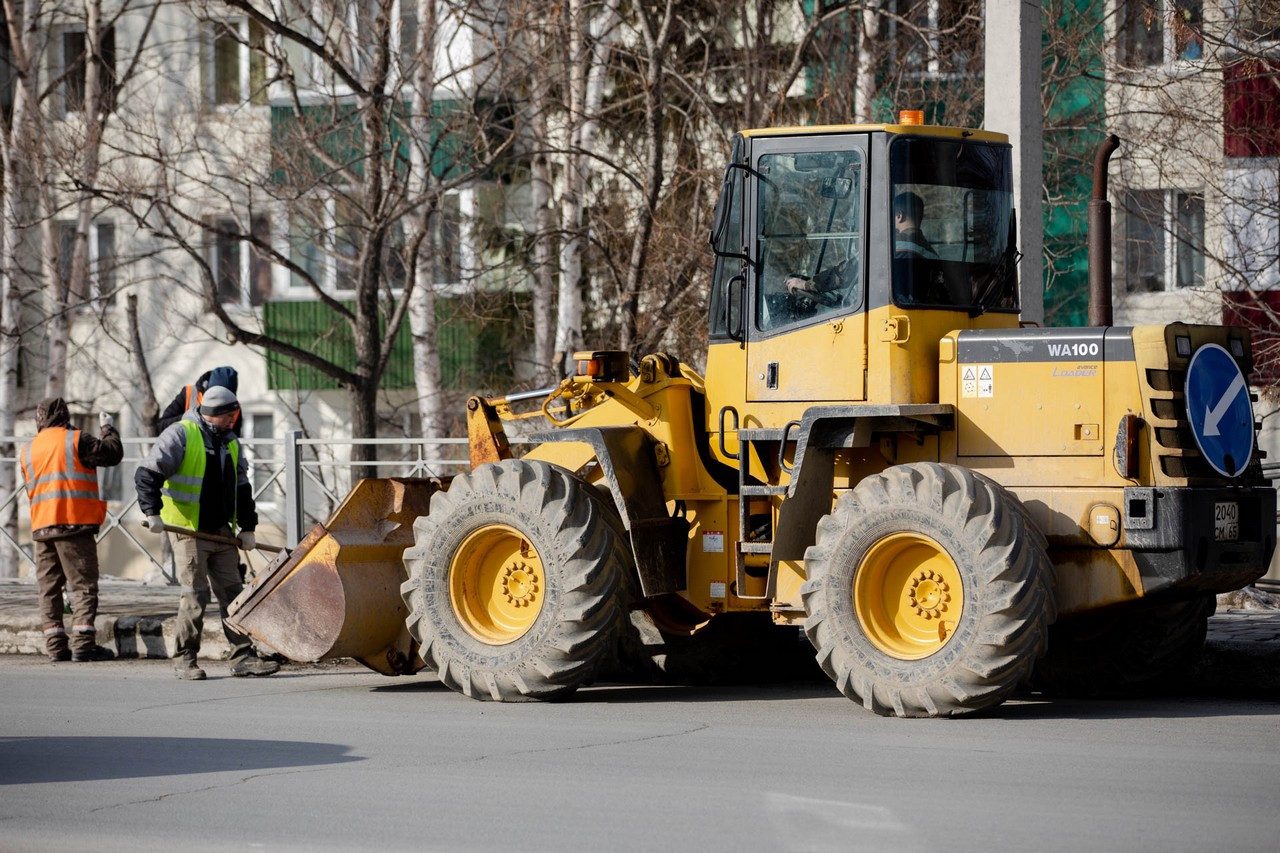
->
<box><xmin>755</xmin><ymin>150</ymin><xmax>863</xmax><ymax>332</ymax></box>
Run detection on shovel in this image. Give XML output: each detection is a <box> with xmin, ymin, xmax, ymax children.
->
<box><xmin>160</xmin><ymin>524</ymin><xmax>285</xmax><ymax>554</ymax></box>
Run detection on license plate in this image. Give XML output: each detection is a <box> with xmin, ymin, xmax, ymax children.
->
<box><xmin>1214</xmin><ymin>502</ymin><xmax>1239</xmax><ymax>542</ymax></box>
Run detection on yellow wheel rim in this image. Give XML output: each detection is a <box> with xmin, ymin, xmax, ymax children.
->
<box><xmin>449</xmin><ymin>524</ymin><xmax>545</xmax><ymax>644</ymax></box>
<box><xmin>853</xmin><ymin>532</ymin><xmax>964</xmax><ymax>660</ymax></box>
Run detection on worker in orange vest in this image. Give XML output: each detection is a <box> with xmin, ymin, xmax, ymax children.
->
<box><xmin>158</xmin><ymin>366</ymin><xmax>240</xmax><ymax>432</ymax></box>
<box><xmin>21</xmin><ymin>397</ymin><xmax>123</xmax><ymax>662</ymax></box>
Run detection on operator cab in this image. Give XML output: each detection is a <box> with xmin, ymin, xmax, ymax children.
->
<box><xmin>709</xmin><ymin>120</ymin><xmax>1020</xmax><ymax>342</ymax></box>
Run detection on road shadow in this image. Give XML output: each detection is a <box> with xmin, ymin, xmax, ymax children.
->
<box><xmin>363</xmin><ymin>669</ymin><xmax>1279</xmax><ymax>715</ymax></box>
<box><xmin>977</xmin><ymin>693</ymin><xmax>1280</xmax><ymax>721</ymax></box>
<box><xmin>0</xmin><ymin>736</ymin><xmax>361</xmax><ymax>785</ymax></box>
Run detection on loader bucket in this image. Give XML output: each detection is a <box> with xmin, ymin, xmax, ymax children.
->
<box><xmin>226</xmin><ymin>477</ymin><xmax>446</xmax><ymax>676</ymax></box>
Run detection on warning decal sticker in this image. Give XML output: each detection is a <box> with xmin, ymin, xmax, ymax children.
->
<box><xmin>961</xmin><ymin>365</ymin><xmax>994</xmax><ymax>398</ymax></box>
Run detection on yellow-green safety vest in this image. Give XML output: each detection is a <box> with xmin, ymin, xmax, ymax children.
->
<box><xmin>159</xmin><ymin>420</ymin><xmax>239</xmax><ymax>531</ymax></box>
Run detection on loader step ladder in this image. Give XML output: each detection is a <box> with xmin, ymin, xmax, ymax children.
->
<box><xmin>735</xmin><ymin>428</ymin><xmax>789</xmax><ymax>600</ymax></box>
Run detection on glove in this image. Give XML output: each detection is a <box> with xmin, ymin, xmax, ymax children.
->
<box><xmin>99</xmin><ymin>412</ymin><xmax>114</xmax><ymax>430</ymax></box>
<box><xmin>145</xmin><ymin>515</ymin><xmax>165</xmax><ymax>533</ymax></box>
<box><xmin>238</xmin><ymin>530</ymin><xmax>256</xmax><ymax>551</ymax></box>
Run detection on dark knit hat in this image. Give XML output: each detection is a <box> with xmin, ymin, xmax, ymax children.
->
<box><xmin>199</xmin><ymin>385</ymin><xmax>239</xmax><ymax>417</ymax></box>
<box><xmin>205</xmin><ymin>366</ymin><xmax>238</xmax><ymax>394</ymax></box>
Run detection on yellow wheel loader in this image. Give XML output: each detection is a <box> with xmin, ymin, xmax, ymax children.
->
<box><xmin>228</xmin><ymin>117</ymin><xmax>1276</xmax><ymax>717</ymax></box>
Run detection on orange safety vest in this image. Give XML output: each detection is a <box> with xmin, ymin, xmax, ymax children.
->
<box><xmin>21</xmin><ymin>427</ymin><xmax>106</xmax><ymax>530</ymax></box>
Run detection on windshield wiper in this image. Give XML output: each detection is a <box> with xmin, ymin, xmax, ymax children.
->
<box><xmin>970</xmin><ymin>248</ymin><xmax>1022</xmax><ymax>318</ymax></box>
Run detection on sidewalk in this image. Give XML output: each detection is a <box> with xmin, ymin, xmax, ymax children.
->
<box><xmin>1</xmin><ymin>577</ymin><xmax>1278</xmax><ymax>695</ymax></box>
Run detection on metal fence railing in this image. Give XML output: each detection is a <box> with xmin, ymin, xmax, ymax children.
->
<box><xmin>0</xmin><ymin>432</ymin><xmax>474</xmax><ymax>581</ymax></box>
<box><xmin>2</xmin><ymin>434</ymin><xmax>1277</xmax><ymax>586</ymax></box>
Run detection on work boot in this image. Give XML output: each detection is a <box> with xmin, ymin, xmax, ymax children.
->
<box><xmin>229</xmin><ymin>655</ymin><xmax>280</xmax><ymax>677</ymax></box>
<box><xmin>175</xmin><ymin>659</ymin><xmax>207</xmax><ymax>681</ymax></box>
<box><xmin>47</xmin><ymin>648</ymin><xmax>71</xmax><ymax>663</ymax></box>
<box><xmin>72</xmin><ymin>645</ymin><xmax>116</xmax><ymax>662</ymax></box>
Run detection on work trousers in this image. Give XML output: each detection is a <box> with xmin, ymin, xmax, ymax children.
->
<box><xmin>36</xmin><ymin>532</ymin><xmax>101</xmax><ymax>655</ymax></box>
<box><xmin>172</xmin><ymin>527</ymin><xmax>252</xmax><ymax>663</ymax></box>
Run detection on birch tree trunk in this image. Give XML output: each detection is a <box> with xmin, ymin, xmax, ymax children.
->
<box><xmin>619</xmin><ymin>0</ymin><xmax>673</xmax><ymax>354</ymax></box>
<box><xmin>554</xmin><ymin>0</ymin><xmax>618</xmax><ymax>369</ymax></box>
<box><xmin>529</xmin><ymin>53</ymin><xmax>555</xmax><ymax>385</ymax></box>
<box><xmin>44</xmin><ymin>0</ymin><xmax>109</xmax><ymax>398</ymax></box>
<box><xmin>856</xmin><ymin>2</ymin><xmax>880</xmax><ymax>123</ymax></box>
<box><xmin>0</xmin><ymin>0</ymin><xmax>45</xmax><ymax>576</ymax></box>
<box><xmin>408</xmin><ymin>0</ymin><xmax>447</xmax><ymax>439</ymax></box>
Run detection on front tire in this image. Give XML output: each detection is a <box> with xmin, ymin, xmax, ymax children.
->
<box><xmin>801</xmin><ymin>463</ymin><xmax>1053</xmax><ymax>717</ymax></box>
<box><xmin>401</xmin><ymin>460</ymin><xmax>627</xmax><ymax>701</ymax></box>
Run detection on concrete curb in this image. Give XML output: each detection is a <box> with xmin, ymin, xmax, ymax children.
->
<box><xmin>0</xmin><ymin>579</ymin><xmax>234</xmax><ymax>661</ymax></box>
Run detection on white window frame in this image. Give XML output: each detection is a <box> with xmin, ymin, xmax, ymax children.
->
<box><xmin>283</xmin><ymin>194</ymin><xmax>350</xmax><ymax>295</ymax></box>
<box><xmin>282</xmin><ymin>191</ymin><xmax>436</xmax><ymax>297</ymax></box>
<box><xmin>265</xmin><ymin>0</ymin><xmax>418</xmax><ymax>100</ymax></box>
<box><xmin>57</xmin><ymin>219</ymin><xmax>117</xmax><ymax>308</ymax></box>
<box><xmin>1123</xmin><ymin>188</ymin><xmax>1206</xmax><ymax>292</ymax></box>
<box><xmin>54</xmin><ymin>25</ymin><xmax>87</xmax><ymax>116</ymax></box>
<box><xmin>204</xmin><ymin>18</ymin><xmax>266</xmax><ymax>108</ymax></box>
<box><xmin>71</xmin><ymin>412</ymin><xmax>122</xmax><ymax>500</ymax></box>
<box><xmin>53</xmin><ymin>23</ymin><xmax>117</xmax><ymax>117</ymax></box>
<box><xmin>1117</xmin><ymin>0</ymin><xmax>1206</xmax><ymax>70</ymax></box>
<box><xmin>209</xmin><ymin>215</ymin><xmax>272</xmax><ymax>308</ymax></box>
<box><xmin>245</xmin><ymin>411</ymin><xmax>279</xmax><ymax>511</ymax></box>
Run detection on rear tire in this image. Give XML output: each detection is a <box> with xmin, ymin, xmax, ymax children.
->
<box><xmin>401</xmin><ymin>460</ymin><xmax>627</xmax><ymax>701</ymax></box>
<box><xmin>801</xmin><ymin>463</ymin><xmax>1053</xmax><ymax>717</ymax></box>
<box><xmin>1031</xmin><ymin>595</ymin><xmax>1214</xmax><ymax>697</ymax></box>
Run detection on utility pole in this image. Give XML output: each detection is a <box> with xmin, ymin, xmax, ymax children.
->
<box><xmin>985</xmin><ymin>0</ymin><xmax>1044</xmax><ymax>324</ymax></box>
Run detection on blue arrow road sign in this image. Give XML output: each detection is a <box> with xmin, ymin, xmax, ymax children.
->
<box><xmin>1185</xmin><ymin>343</ymin><xmax>1254</xmax><ymax>477</ymax></box>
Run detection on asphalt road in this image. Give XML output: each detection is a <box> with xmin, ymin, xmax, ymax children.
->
<box><xmin>2</xmin><ymin>656</ymin><xmax>1278</xmax><ymax>853</ymax></box>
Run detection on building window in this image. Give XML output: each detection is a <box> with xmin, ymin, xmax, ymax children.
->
<box><xmin>883</xmin><ymin>0</ymin><xmax>981</xmax><ymax>78</ymax></box>
<box><xmin>246</xmin><ymin>411</ymin><xmax>278</xmax><ymax>508</ymax></box>
<box><xmin>1123</xmin><ymin>190</ymin><xmax>1205</xmax><ymax>292</ymax></box>
<box><xmin>286</xmin><ymin>196</ymin><xmax>360</xmax><ymax>293</ymax></box>
<box><xmin>210</xmin><ymin>216</ymin><xmax>271</xmax><ymax>306</ymax></box>
<box><xmin>70</xmin><ymin>412</ymin><xmax>121</xmax><ymax>501</ymax></box>
<box><xmin>205</xmin><ymin>20</ymin><xmax>266</xmax><ymax>107</ymax></box>
<box><xmin>58</xmin><ymin>26</ymin><xmax>117</xmax><ymax>115</ymax></box>
<box><xmin>1120</xmin><ymin>1</ymin><xmax>1203</xmax><ymax>66</ymax></box>
<box><xmin>57</xmin><ymin>219</ymin><xmax>117</xmax><ymax>307</ymax></box>
<box><xmin>287</xmin><ymin>194</ymin><xmax>435</xmax><ymax>293</ymax></box>
<box><xmin>1234</xmin><ymin>0</ymin><xmax>1280</xmax><ymax>43</ymax></box>
<box><xmin>288</xmin><ymin>199</ymin><xmax>325</xmax><ymax>292</ymax></box>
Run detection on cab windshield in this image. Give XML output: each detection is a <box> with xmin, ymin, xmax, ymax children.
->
<box><xmin>890</xmin><ymin>137</ymin><xmax>1017</xmax><ymax>313</ymax></box>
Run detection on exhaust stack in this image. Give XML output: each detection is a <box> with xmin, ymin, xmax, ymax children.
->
<box><xmin>1088</xmin><ymin>134</ymin><xmax>1121</xmax><ymax>327</ymax></box>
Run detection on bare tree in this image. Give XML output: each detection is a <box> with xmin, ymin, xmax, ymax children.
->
<box><xmin>100</xmin><ymin>0</ymin><xmax>518</xmax><ymax>460</ymax></box>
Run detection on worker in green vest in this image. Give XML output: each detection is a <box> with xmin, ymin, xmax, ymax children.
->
<box><xmin>135</xmin><ymin>386</ymin><xmax>278</xmax><ymax>681</ymax></box>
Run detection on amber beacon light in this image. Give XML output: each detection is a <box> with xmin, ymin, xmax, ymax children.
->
<box><xmin>898</xmin><ymin>109</ymin><xmax>925</xmax><ymax>125</ymax></box>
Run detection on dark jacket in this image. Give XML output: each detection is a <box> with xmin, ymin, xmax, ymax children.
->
<box><xmin>135</xmin><ymin>410</ymin><xmax>257</xmax><ymax>534</ymax></box>
<box><xmin>157</xmin><ymin>367</ymin><xmax>240</xmax><ymax>432</ymax></box>
<box><xmin>30</xmin><ymin>397</ymin><xmax>123</xmax><ymax>541</ymax></box>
